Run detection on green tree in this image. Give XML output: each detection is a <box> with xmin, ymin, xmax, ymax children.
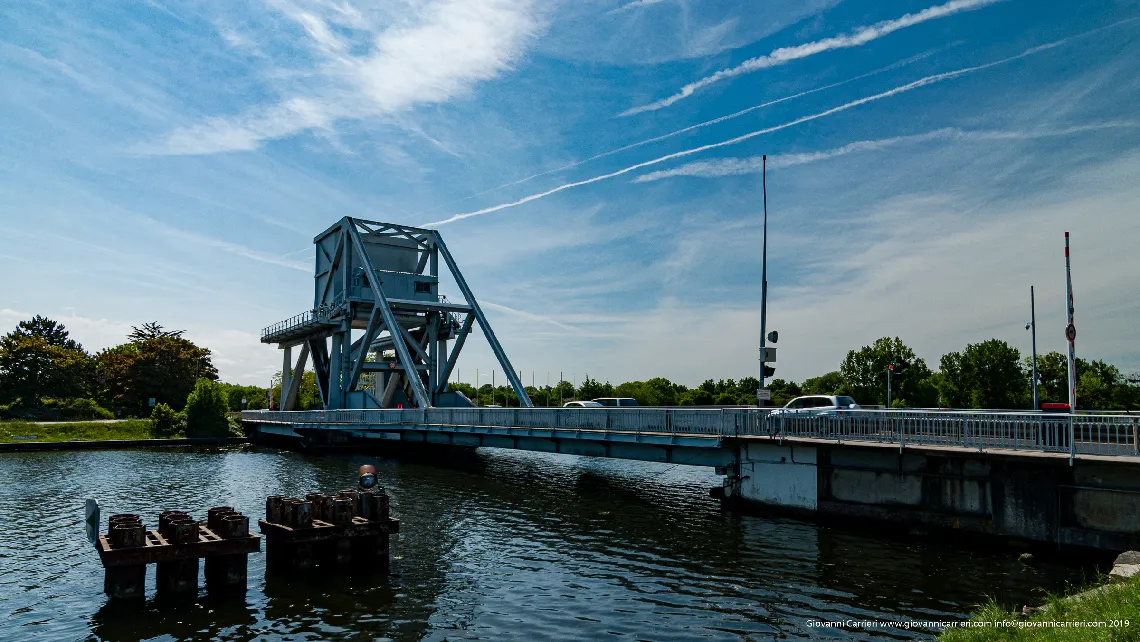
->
<box><xmin>614</xmin><ymin>377</ymin><xmax>687</xmax><ymax>406</ymax></box>
<box><xmin>552</xmin><ymin>380</ymin><xmax>575</xmax><ymax>404</ymax></box>
<box><xmin>184</xmin><ymin>378</ymin><xmax>230</xmax><ymax>437</ymax></box>
<box><xmin>0</xmin><ymin>316</ymin><xmax>92</xmax><ymax>405</ymax></box>
<box><xmin>96</xmin><ymin>323</ymin><xmax>218</xmax><ymax>415</ymax></box>
<box><xmin>1032</xmin><ymin>351</ymin><xmax>1070</xmax><ymax>405</ymax></box>
<box><xmin>840</xmin><ymin>337</ymin><xmax>935</xmax><ymax>407</ymax></box>
<box><xmin>802</xmin><ymin>371</ymin><xmax>844</xmax><ymax>395</ymax></box>
<box><xmin>577</xmin><ymin>375</ymin><xmax>613</xmax><ymax>401</ymax></box>
<box><xmin>737</xmin><ymin>376</ymin><xmax>760</xmax><ymax>404</ymax></box>
<box><xmin>269</xmin><ymin>370</ymin><xmax>323</xmax><ymax>410</ymax></box>
<box><xmin>678</xmin><ymin>388</ymin><xmax>714</xmax><ymax>405</ymax></box>
<box><xmin>218</xmin><ymin>383</ymin><xmax>270</xmax><ymax>411</ymax></box>
<box><xmin>150</xmin><ymin>402</ymin><xmax>183</xmax><ymax>436</ymax></box>
<box><xmin>766</xmin><ymin>378</ymin><xmax>803</xmax><ymax>407</ymax></box>
<box><xmin>938</xmin><ymin>339</ymin><xmax>1027</xmax><ymax>409</ymax></box>
<box><xmin>1026</xmin><ymin>353</ymin><xmax>1138</xmax><ymax>410</ymax></box>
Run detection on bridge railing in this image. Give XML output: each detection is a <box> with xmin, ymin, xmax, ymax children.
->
<box><xmin>767</xmin><ymin>409</ymin><xmax>1140</xmax><ymax>456</ymax></box>
<box><xmin>241</xmin><ymin>407</ymin><xmax>1140</xmax><ymax>456</ymax></box>
<box><xmin>261</xmin><ymin>303</ymin><xmax>342</xmax><ymax>341</ymax></box>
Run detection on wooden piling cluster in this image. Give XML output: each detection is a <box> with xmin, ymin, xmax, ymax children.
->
<box><xmin>97</xmin><ymin>508</ymin><xmax>260</xmax><ymax>601</ymax></box>
<box><xmin>259</xmin><ymin>488</ymin><xmax>399</xmax><ymax>571</ymax></box>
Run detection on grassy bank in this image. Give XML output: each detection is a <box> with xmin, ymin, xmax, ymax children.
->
<box><xmin>941</xmin><ymin>576</ymin><xmax>1140</xmax><ymax>641</ymax></box>
<box><xmin>0</xmin><ymin>419</ymin><xmax>159</xmax><ymax>443</ymax></box>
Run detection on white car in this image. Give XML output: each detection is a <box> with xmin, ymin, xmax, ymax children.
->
<box><xmin>770</xmin><ymin>395</ymin><xmax>859</xmax><ymax>417</ymax></box>
<box><xmin>563</xmin><ymin>401</ymin><xmax>604</xmax><ymax>408</ymax></box>
<box><xmin>592</xmin><ymin>397</ymin><xmax>639</xmax><ymax>407</ymax></box>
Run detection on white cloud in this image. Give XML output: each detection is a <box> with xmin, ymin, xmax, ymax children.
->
<box><xmin>608</xmin><ymin>0</ymin><xmax>672</xmax><ymax>14</ymax></box>
<box><xmin>143</xmin><ymin>0</ymin><xmax>540</xmax><ymax>155</ymax></box>
<box><xmin>632</xmin><ymin>122</ymin><xmax>1140</xmax><ymax>182</ymax></box>
<box><xmin>621</xmin><ymin>0</ymin><xmax>1001</xmax><ymax>116</ymax></box>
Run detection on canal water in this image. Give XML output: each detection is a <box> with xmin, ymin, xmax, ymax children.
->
<box><xmin>0</xmin><ymin>445</ymin><xmax>1097</xmax><ymax>641</ymax></box>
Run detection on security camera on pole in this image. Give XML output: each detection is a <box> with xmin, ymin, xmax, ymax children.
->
<box><xmin>1064</xmin><ymin>232</ymin><xmax>1077</xmax><ymax>410</ymax></box>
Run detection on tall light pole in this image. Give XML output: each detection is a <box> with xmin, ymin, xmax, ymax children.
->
<box><xmin>1064</xmin><ymin>232</ymin><xmax>1077</xmax><ymax>410</ymax></box>
<box><xmin>1027</xmin><ymin>285</ymin><xmax>1039</xmax><ymax>410</ymax></box>
<box><xmin>758</xmin><ymin>154</ymin><xmax>769</xmax><ymax>406</ymax></box>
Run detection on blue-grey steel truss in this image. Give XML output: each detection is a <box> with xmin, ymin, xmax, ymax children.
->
<box><xmin>262</xmin><ymin>217</ymin><xmax>532</xmax><ymax>410</ymax></box>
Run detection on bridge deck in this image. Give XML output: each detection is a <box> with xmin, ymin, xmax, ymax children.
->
<box><xmin>242</xmin><ymin>408</ymin><xmax>1140</xmax><ymax>461</ymax></box>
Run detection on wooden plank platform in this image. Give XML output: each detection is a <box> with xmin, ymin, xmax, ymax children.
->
<box><xmin>257</xmin><ymin>517</ymin><xmax>400</xmax><ymax>544</ymax></box>
<box><xmin>97</xmin><ymin>527</ymin><xmax>260</xmax><ymax>567</ymax></box>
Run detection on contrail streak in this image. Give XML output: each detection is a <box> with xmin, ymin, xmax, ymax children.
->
<box><xmin>632</xmin><ymin>122</ymin><xmax>1140</xmax><ymax>182</ymax></box>
<box><xmin>427</xmin><ymin>39</ymin><xmax>1070</xmax><ymax>228</ymax></box>
<box><xmin>417</xmin><ymin>51</ymin><xmax>933</xmax><ymax>215</ymax></box>
<box><xmin>621</xmin><ymin>0</ymin><xmax>1001</xmax><ymax>116</ymax></box>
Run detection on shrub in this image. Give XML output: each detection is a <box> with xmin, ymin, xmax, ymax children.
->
<box><xmin>150</xmin><ymin>402</ymin><xmax>183</xmax><ymax>436</ymax></box>
<box><xmin>184</xmin><ymin>378</ymin><xmax>230</xmax><ymax>438</ymax></box>
<box><xmin>43</xmin><ymin>397</ymin><xmax>114</xmax><ymax>420</ymax></box>
<box><xmin>227</xmin><ymin>414</ymin><xmax>247</xmax><ymax>437</ymax></box>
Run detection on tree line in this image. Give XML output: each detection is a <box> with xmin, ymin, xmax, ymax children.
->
<box><xmin>0</xmin><ymin>316</ymin><xmax>269</xmax><ymax>435</ymax></box>
<box><xmin>445</xmin><ymin>337</ymin><xmax>1140</xmax><ymax>410</ymax></box>
<box><xmin>4</xmin><ymin>315</ymin><xmax>1135</xmax><ymax>416</ymax></box>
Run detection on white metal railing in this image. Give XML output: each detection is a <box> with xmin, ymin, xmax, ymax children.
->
<box><xmin>240</xmin><ymin>408</ymin><xmax>1140</xmax><ymax>457</ymax></box>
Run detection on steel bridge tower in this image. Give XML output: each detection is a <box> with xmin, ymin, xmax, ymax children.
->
<box><xmin>261</xmin><ymin>218</ymin><xmax>531</xmax><ymax>410</ymax></box>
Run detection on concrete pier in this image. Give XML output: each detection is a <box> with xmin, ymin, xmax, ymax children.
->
<box><xmin>725</xmin><ymin>437</ymin><xmax>1140</xmax><ymax>550</ymax></box>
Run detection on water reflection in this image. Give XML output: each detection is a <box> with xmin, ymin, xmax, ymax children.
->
<box><xmin>0</xmin><ymin>445</ymin><xmax>1096</xmax><ymax>641</ymax></box>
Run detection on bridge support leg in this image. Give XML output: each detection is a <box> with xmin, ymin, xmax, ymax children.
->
<box><xmin>279</xmin><ymin>346</ymin><xmax>292</xmax><ymax>410</ymax></box>
<box><xmin>723</xmin><ymin>443</ymin><xmax>818</xmax><ymax>512</ymax></box>
<box><xmin>328</xmin><ymin>333</ymin><xmax>344</xmax><ymax>409</ymax></box>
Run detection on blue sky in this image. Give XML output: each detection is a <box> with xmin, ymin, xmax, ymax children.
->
<box><xmin>2</xmin><ymin>0</ymin><xmax>1139</xmax><ymax>389</ymax></box>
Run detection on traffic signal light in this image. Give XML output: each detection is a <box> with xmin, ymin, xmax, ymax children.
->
<box><xmin>763</xmin><ymin>365</ymin><xmax>775</xmax><ymax>378</ymax></box>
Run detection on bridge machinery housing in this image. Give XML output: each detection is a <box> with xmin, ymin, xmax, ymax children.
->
<box><xmin>261</xmin><ymin>218</ymin><xmax>531</xmax><ymax>410</ymax></box>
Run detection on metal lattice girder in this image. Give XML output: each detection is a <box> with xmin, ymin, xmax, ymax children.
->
<box><xmin>346</xmin><ymin>223</ymin><xmax>433</xmax><ymax>408</ymax></box>
<box><xmin>435</xmin><ymin>234</ymin><xmax>532</xmax><ymax>407</ymax></box>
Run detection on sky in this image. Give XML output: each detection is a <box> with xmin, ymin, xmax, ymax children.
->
<box><xmin>1</xmin><ymin>0</ymin><xmax>1139</xmax><ymax>390</ymax></box>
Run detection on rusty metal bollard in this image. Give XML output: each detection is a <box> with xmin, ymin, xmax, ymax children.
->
<box><xmin>156</xmin><ymin>516</ymin><xmax>200</xmax><ymax>600</ymax></box>
<box><xmin>104</xmin><ymin>516</ymin><xmax>147</xmax><ymax>600</ymax></box>
<box><xmin>375</xmin><ymin>493</ymin><xmax>390</xmax><ymax>522</ymax></box>
<box><xmin>206</xmin><ymin>506</ymin><xmax>235</xmax><ymax>533</ymax></box>
<box><xmin>338</xmin><ymin>490</ymin><xmax>359</xmax><ymax>516</ymax></box>
<box><xmin>332</xmin><ymin>498</ymin><xmax>354</xmax><ymax>527</ymax></box>
<box><xmin>294</xmin><ymin>502</ymin><xmax>313</xmax><ymax>528</ymax></box>
<box><xmin>356</xmin><ymin>490</ymin><xmax>374</xmax><ymax>520</ymax></box>
<box><xmin>282</xmin><ymin>498</ymin><xmax>302</xmax><ymax>526</ymax></box>
<box><xmin>206</xmin><ymin>513</ymin><xmax>250</xmax><ymax>594</ymax></box>
<box><xmin>265</xmin><ymin>495</ymin><xmax>285</xmax><ymax>524</ymax></box>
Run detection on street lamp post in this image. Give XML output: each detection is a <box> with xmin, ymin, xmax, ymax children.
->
<box><xmin>886</xmin><ymin>364</ymin><xmax>894</xmax><ymax>408</ymax></box>
<box><xmin>758</xmin><ymin>154</ymin><xmax>769</xmax><ymax>406</ymax></box>
<box><xmin>1027</xmin><ymin>285</ymin><xmax>1039</xmax><ymax>410</ymax></box>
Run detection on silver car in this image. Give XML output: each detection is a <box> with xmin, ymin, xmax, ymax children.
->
<box><xmin>770</xmin><ymin>395</ymin><xmax>859</xmax><ymax>417</ymax></box>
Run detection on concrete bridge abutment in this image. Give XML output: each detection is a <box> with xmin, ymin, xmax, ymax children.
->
<box><xmin>723</xmin><ymin>438</ymin><xmax>1140</xmax><ymax>551</ymax></box>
